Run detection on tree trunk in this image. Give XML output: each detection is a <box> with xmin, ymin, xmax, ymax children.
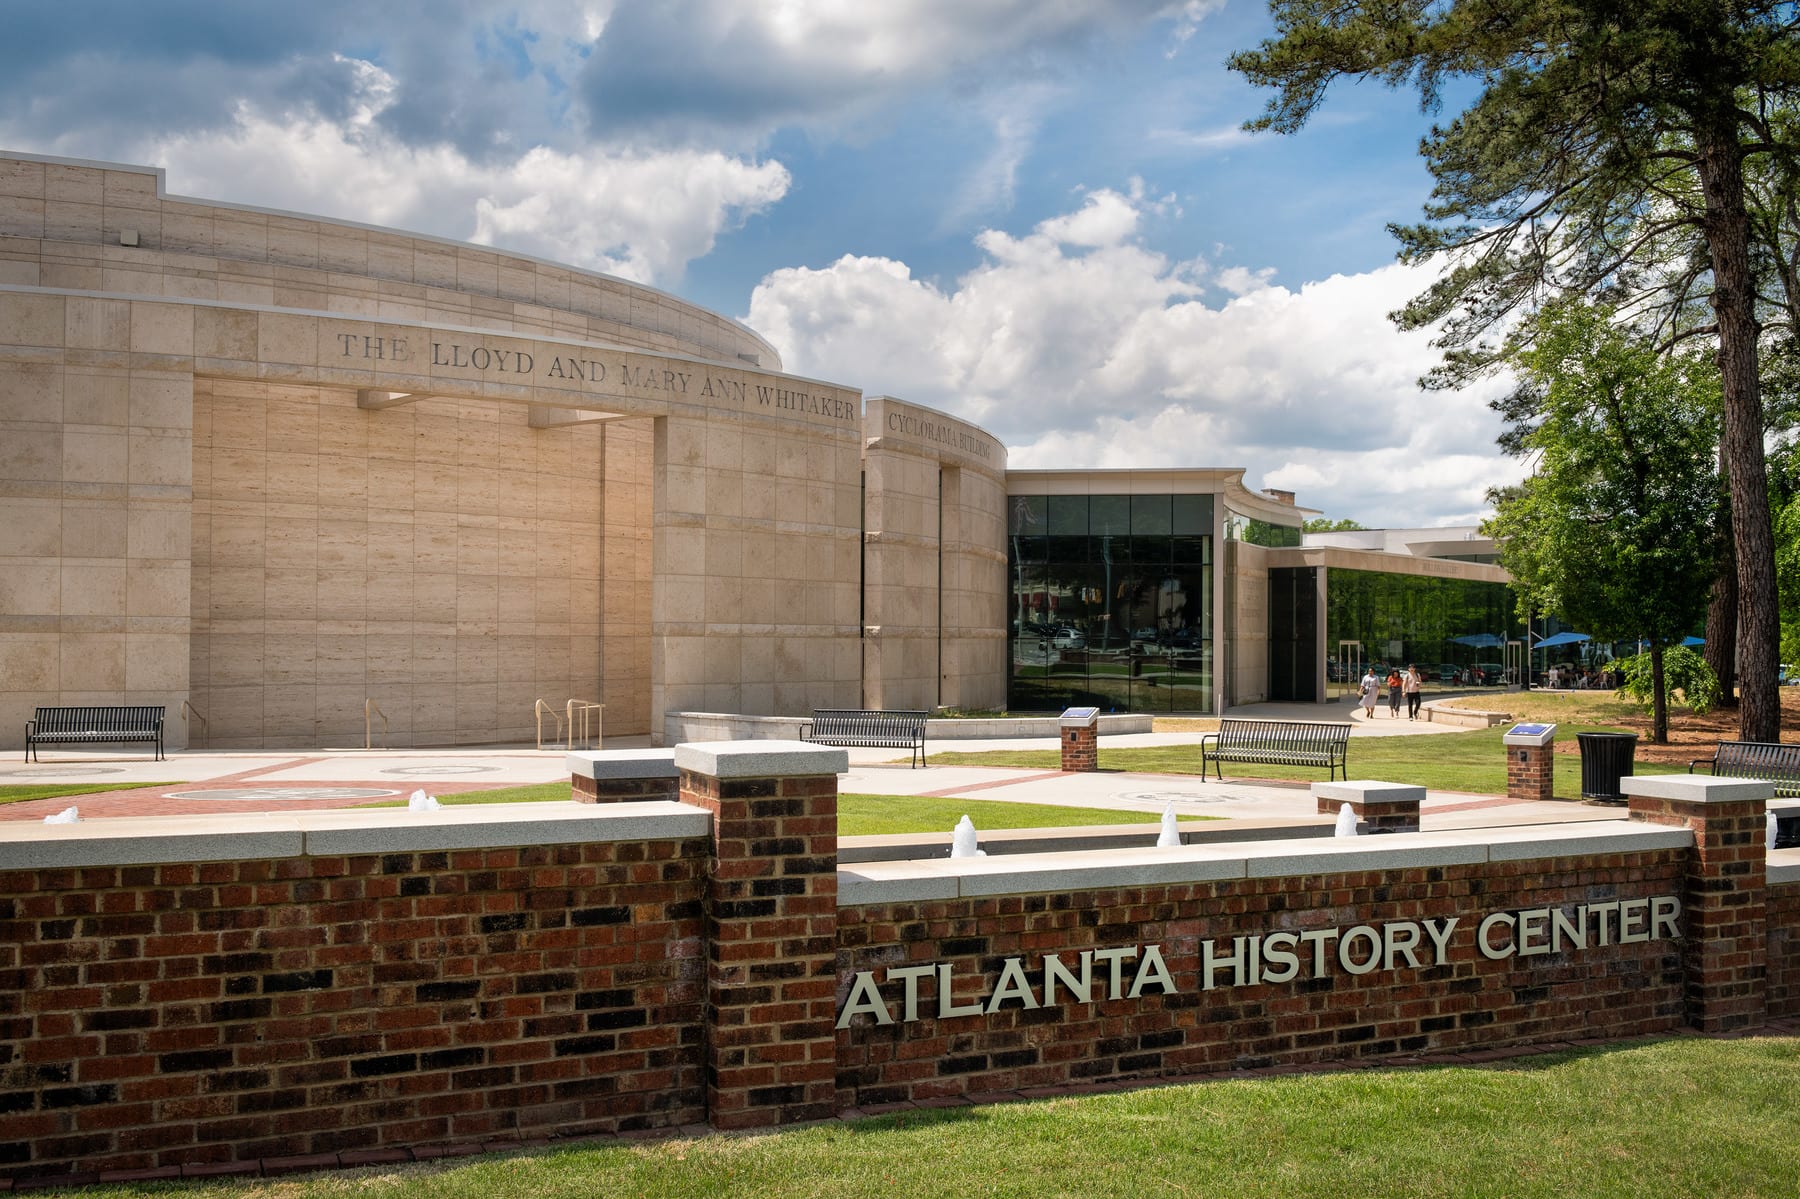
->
<box><xmin>1706</xmin><ymin>543</ymin><xmax>1737</xmax><ymax>708</ymax></box>
<box><xmin>1695</xmin><ymin>121</ymin><xmax>1780</xmax><ymax>743</ymax></box>
<box><xmin>1651</xmin><ymin>642</ymin><xmax>1668</xmax><ymax>744</ymax></box>
<box><xmin>1706</xmin><ymin>442</ymin><xmax>1736</xmax><ymax>704</ymax></box>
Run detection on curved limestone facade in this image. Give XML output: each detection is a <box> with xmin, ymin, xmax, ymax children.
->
<box><xmin>0</xmin><ymin>152</ymin><xmax>877</xmax><ymax>748</ymax></box>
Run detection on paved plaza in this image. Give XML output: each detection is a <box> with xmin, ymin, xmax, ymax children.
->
<box><xmin>2</xmin><ymin>698</ymin><xmax>1623</xmax><ymax>835</ymax></box>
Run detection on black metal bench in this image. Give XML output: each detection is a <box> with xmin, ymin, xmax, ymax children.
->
<box><xmin>1199</xmin><ymin>717</ymin><xmax>1352</xmax><ymax>781</ymax></box>
<box><xmin>24</xmin><ymin>705</ymin><xmax>166</xmax><ymax>762</ymax></box>
<box><xmin>800</xmin><ymin>709</ymin><xmax>928</xmax><ymax>768</ymax></box>
<box><xmin>1689</xmin><ymin>740</ymin><xmax>1800</xmax><ymax>797</ymax></box>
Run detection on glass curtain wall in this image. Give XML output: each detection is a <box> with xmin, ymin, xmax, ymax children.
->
<box><xmin>1008</xmin><ymin>494</ymin><xmax>1214</xmax><ymax>712</ymax></box>
<box><xmin>1324</xmin><ymin>568</ymin><xmax>1521</xmax><ymax>683</ymax></box>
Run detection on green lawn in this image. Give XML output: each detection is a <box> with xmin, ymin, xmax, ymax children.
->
<box><xmin>928</xmin><ymin>723</ymin><xmax>1684</xmax><ymax>799</ymax></box>
<box><xmin>63</xmin><ymin>1036</ymin><xmax>1800</xmax><ymax>1198</ymax></box>
<box><xmin>837</xmin><ymin>793</ymin><xmax>1163</xmax><ymax>836</ymax></box>
<box><xmin>368</xmin><ymin>785</ymin><xmax>1165</xmax><ymax>837</ymax></box>
<box><xmin>0</xmin><ymin>781</ymin><xmax>172</xmax><ymax>806</ymax></box>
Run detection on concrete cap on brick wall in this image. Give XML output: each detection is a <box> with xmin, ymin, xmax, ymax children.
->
<box><xmin>0</xmin><ymin>813</ymin><xmax>303</xmax><ymax>868</ymax></box>
<box><xmin>1622</xmin><ymin>775</ymin><xmax>1775</xmax><ymax>804</ymax></box>
<box><xmin>1312</xmin><ymin>780</ymin><xmax>1426</xmax><ymax>804</ymax></box>
<box><xmin>291</xmin><ymin>801</ymin><xmax>711</xmax><ymax>854</ymax></box>
<box><xmin>0</xmin><ymin>802</ymin><xmax>713</xmax><ymax>868</ymax></box>
<box><xmin>567</xmin><ymin>749</ymin><xmax>679</xmax><ymax>780</ymax></box>
<box><xmin>839</xmin><ymin>822</ymin><xmax>1696</xmax><ymax>903</ymax></box>
<box><xmin>674</xmin><ymin>739</ymin><xmax>848</xmax><ymax>778</ymax></box>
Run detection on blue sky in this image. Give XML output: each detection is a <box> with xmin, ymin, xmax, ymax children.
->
<box><xmin>0</xmin><ymin>0</ymin><xmax>1518</xmax><ymax>525</ymax></box>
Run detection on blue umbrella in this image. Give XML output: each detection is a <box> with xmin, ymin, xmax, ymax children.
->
<box><xmin>1680</xmin><ymin>636</ymin><xmax>1706</xmax><ymax>647</ymax></box>
<box><xmin>1536</xmin><ymin>631</ymin><xmax>1591</xmax><ymax>649</ymax></box>
<box><xmin>1452</xmin><ymin>633</ymin><xmax>1505</xmax><ymax>648</ymax></box>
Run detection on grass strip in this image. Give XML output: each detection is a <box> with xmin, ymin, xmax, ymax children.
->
<box><xmin>364</xmin><ymin>785</ymin><xmax>1167</xmax><ymax>837</ymax></box>
<box><xmin>0</xmin><ymin>781</ymin><xmax>173</xmax><ymax>806</ymax></box>
<box><xmin>928</xmin><ymin>723</ymin><xmax>1685</xmax><ymax>799</ymax></box>
<box><xmin>71</xmin><ymin>1036</ymin><xmax>1800</xmax><ymax>1198</ymax></box>
<box><xmin>837</xmin><ymin>793</ymin><xmax>1163</xmax><ymax>837</ymax></box>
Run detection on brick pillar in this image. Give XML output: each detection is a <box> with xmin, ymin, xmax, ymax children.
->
<box><xmin>1312</xmin><ymin>780</ymin><xmax>1422</xmax><ymax>832</ymax></box>
<box><xmin>1504</xmin><ymin>726</ymin><xmax>1556</xmax><ymax>802</ymax></box>
<box><xmin>1060</xmin><ymin>709</ymin><xmax>1099</xmax><ymax>772</ymax></box>
<box><xmin>568</xmin><ymin>749</ymin><xmax>679</xmax><ymax>803</ymax></box>
<box><xmin>675</xmin><ymin>741</ymin><xmax>845</xmax><ymax>1129</ymax></box>
<box><xmin>1624</xmin><ymin>775</ymin><xmax>1769</xmax><ymax>1032</ymax></box>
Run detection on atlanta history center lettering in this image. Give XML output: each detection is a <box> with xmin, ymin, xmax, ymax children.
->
<box><xmin>837</xmin><ymin>895</ymin><xmax>1683</xmax><ymax>1029</ymax></box>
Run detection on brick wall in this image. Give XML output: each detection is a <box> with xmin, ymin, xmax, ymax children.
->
<box><xmin>835</xmin><ymin>853</ymin><xmax>1687</xmax><ymax>1107</ymax></box>
<box><xmin>4</xmin><ymin>753</ymin><xmax>1797</xmax><ymax>1184</ymax></box>
<box><xmin>0</xmin><ymin>816</ymin><xmax>709</xmax><ymax>1183</ymax></box>
<box><xmin>1505</xmin><ymin>741</ymin><xmax>1555</xmax><ymax>802</ymax></box>
<box><xmin>676</xmin><ymin>744</ymin><xmax>842</xmax><ymax>1130</ymax></box>
<box><xmin>1769</xmin><ymin>880</ymin><xmax>1800</xmax><ymax>1020</ymax></box>
<box><xmin>1060</xmin><ymin>724</ymin><xmax>1098</xmax><ymax>771</ymax></box>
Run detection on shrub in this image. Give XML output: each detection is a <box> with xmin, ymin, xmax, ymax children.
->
<box><xmin>1613</xmin><ymin>646</ymin><xmax>1720</xmax><ymax>715</ymax></box>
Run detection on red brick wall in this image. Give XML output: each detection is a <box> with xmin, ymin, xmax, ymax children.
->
<box><xmin>572</xmin><ymin>775</ymin><xmax>679</xmax><ymax>803</ymax></box>
<box><xmin>835</xmin><ymin>853</ymin><xmax>1688</xmax><ymax>1108</ymax></box>
<box><xmin>681</xmin><ymin>768</ymin><xmax>839</xmax><ymax>1130</ymax></box>
<box><xmin>1506</xmin><ymin>743</ymin><xmax>1555</xmax><ymax>802</ymax></box>
<box><xmin>1060</xmin><ymin>726</ymin><xmax>1098</xmax><ymax>771</ymax></box>
<box><xmin>1769</xmin><ymin>881</ymin><xmax>1800</xmax><ymax>1020</ymax></box>
<box><xmin>0</xmin><ymin>838</ymin><xmax>708</xmax><ymax>1182</ymax></box>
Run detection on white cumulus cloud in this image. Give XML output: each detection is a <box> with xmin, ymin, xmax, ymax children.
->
<box><xmin>8</xmin><ymin>56</ymin><xmax>790</xmax><ymax>286</ymax></box>
<box><xmin>748</xmin><ymin>186</ymin><xmax>1522</xmax><ymax>526</ymax></box>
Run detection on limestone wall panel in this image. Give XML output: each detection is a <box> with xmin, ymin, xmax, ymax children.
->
<box><xmin>859</xmin><ymin>398</ymin><xmax>1007</xmax><ymax>712</ymax></box>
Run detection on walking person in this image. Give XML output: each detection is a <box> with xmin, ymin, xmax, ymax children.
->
<box><xmin>1385</xmin><ymin>666</ymin><xmax>1404</xmax><ymax>718</ymax></box>
<box><xmin>1404</xmin><ymin>663</ymin><xmax>1424</xmax><ymax>720</ymax></box>
<box><xmin>1358</xmin><ymin>667</ymin><xmax>1379</xmax><ymax>718</ymax></box>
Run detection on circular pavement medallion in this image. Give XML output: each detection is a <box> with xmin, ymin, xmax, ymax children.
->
<box><xmin>379</xmin><ymin>765</ymin><xmax>499</xmax><ymax>776</ymax></box>
<box><xmin>163</xmin><ymin>786</ymin><xmax>402</xmax><ymax>802</ymax></box>
<box><xmin>1113</xmin><ymin>789</ymin><xmax>1241</xmax><ymax>805</ymax></box>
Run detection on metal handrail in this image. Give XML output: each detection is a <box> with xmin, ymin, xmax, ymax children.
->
<box><xmin>180</xmin><ymin>700</ymin><xmax>207</xmax><ymax>748</ymax></box>
<box><xmin>566</xmin><ymin>699</ymin><xmax>604</xmax><ymax>750</ymax></box>
<box><xmin>535</xmin><ymin>698</ymin><xmax>565</xmax><ymax>751</ymax></box>
<box><xmin>365</xmin><ymin>698</ymin><xmax>388</xmax><ymax>750</ymax></box>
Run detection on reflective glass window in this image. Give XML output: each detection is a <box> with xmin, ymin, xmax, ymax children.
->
<box><xmin>1047</xmin><ymin>495</ymin><xmax>1088</xmax><ymax>535</ymax></box>
<box><xmin>1008</xmin><ymin>495</ymin><xmax>1047</xmax><ymax>536</ymax></box>
<box><xmin>1131</xmin><ymin>494</ymin><xmax>1172</xmax><ymax>535</ymax></box>
<box><xmin>1089</xmin><ymin>495</ymin><xmax>1130</xmax><ymax>537</ymax></box>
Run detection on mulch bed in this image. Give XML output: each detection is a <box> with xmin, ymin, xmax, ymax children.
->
<box><xmin>1555</xmin><ymin>687</ymin><xmax>1800</xmax><ymax>766</ymax></box>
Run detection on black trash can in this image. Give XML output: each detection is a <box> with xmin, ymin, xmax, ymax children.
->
<box><xmin>1577</xmin><ymin>732</ymin><xmax>1638</xmax><ymax>801</ymax></box>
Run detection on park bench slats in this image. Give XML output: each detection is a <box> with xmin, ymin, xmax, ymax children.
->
<box><xmin>1689</xmin><ymin>740</ymin><xmax>1800</xmax><ymax>798</ymax></box>
<box><xmin>1199</xmin><ymin>717</ymin><xmax>1352</xmax><ymax>781</ymax></box>
<box><xmin>800</xmin><ymin>709</ymin><xmax>928</xmax><ymax>768</ymax></box>
<box><xmin>25</xmin><ymin>705</ymin><xmax>166</xmax><ymax>762</ymax></box>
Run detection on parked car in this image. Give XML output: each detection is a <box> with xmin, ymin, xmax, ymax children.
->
<box><xmin>1435</xmin><ymin>663</ymin><xmax>1467</xmax><ymax>685</ymax></box>
<box><xmin>1470</xmin><ymin>662</ymin><xmax>1507</xmax><ymax>686</ymax></box>
<box><xmin>1051</xmin><ymin>628</ymin><xmax>1086</xmax><ymax>649</ymax></box>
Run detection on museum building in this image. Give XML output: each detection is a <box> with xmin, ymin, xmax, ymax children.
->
<box><xmin>0</xmin><ymin>151</ymin><xmax>1513</xmax><ymax>750</ymax></box>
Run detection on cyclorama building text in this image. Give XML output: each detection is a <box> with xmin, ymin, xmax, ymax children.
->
<box><xmin>0</xmin><ymin>151</ymin><xmax>1513</xmax><ymax>749</ymax></box>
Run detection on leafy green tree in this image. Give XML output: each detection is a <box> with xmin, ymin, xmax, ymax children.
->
<box><xmin>1615</xmin><ymin>646</ymin><xmax>1722</xmax><ymax>717</ymax></box>
<box><xmin>1481</xmin><ymin>302</ymin><xmax>1720</xmax><ymax>742</ymax></box>
<box><xmin>1303</xmin><ymin>518</ymin><xmax>1367</xmax><ymax>532</ymax></box>
<box><xmin>1230</xmin><ymin>1</ymin><xmax>1800</xmax><ymax>742</ymax></box>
